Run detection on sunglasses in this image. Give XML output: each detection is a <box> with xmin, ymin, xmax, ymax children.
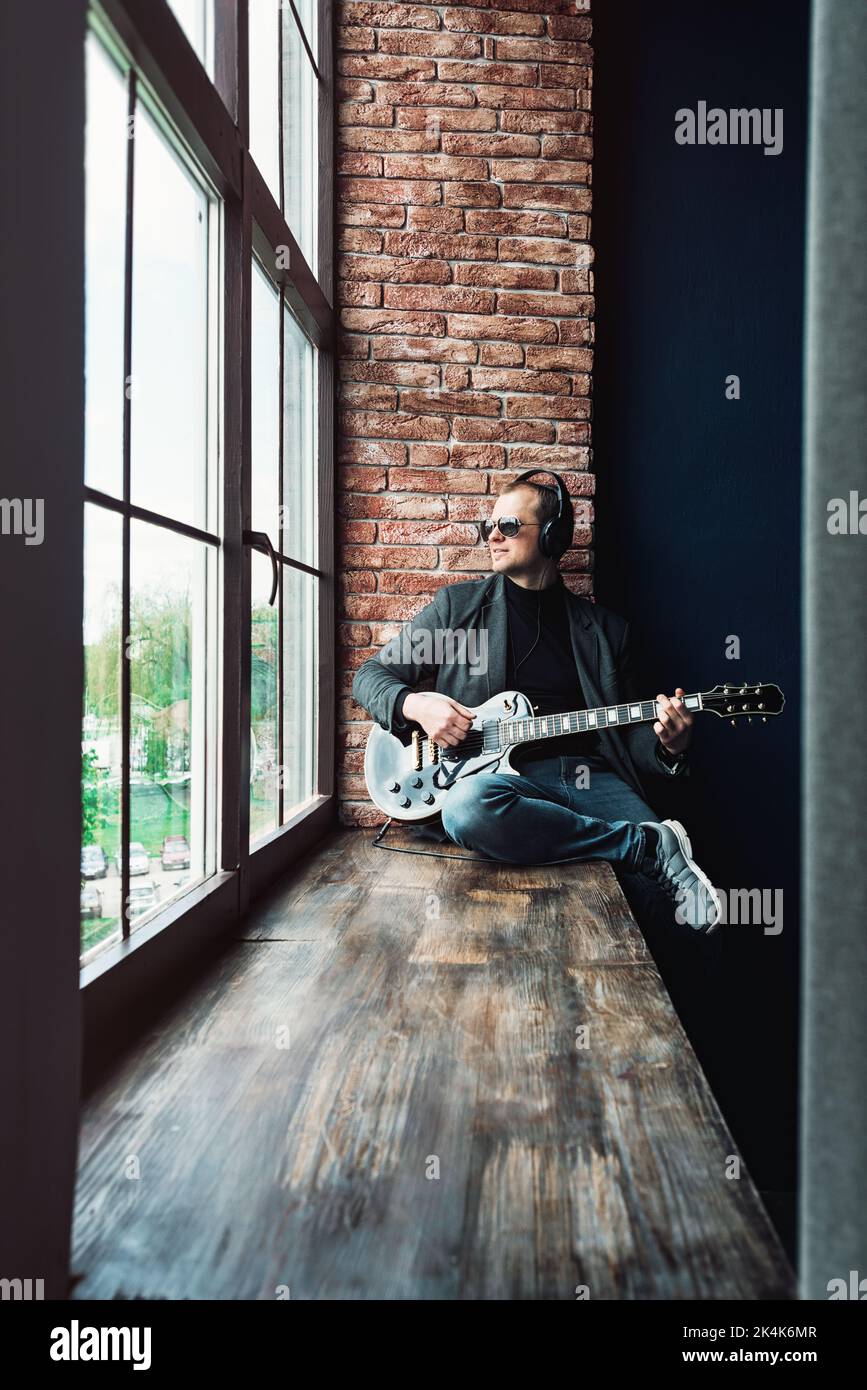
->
<box><xmin>479</xmin><ymin>516</ymin><xmax>541</xmax><ymax>541</ymax></box>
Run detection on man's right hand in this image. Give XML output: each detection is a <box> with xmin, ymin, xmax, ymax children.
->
<box><xmin>402</xmin><ymin>692</ymin><xmax>475</xmax><ymax>748</ymax></box>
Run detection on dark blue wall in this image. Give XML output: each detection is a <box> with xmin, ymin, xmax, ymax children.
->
<box><xmin>592</xmin><ymin>0</ymin><xmax>809</xmax><ymax>1203</ymax></box>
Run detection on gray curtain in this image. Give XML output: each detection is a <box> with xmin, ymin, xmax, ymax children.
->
<box><xmin>800</xmin><ymin>0</ymin><xmax>867</xmax><ymax>1299</ymax></box>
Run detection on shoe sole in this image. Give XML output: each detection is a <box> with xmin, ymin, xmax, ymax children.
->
<box><xmin>663</xmin><ymin>819</ymin><xmax>723</xmax><ymax>935</ymax></box>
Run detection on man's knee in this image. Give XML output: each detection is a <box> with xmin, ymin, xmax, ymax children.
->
<box><xmin>440</xmin><ymin>777</ymin><xmax>489</xmax><ymax>841</ymax></box>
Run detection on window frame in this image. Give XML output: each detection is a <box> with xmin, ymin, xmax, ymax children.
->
<box><xmin>81</xmin><ymin>0</ymin><xmax>335</xmax><ymax>1013</ymax></box>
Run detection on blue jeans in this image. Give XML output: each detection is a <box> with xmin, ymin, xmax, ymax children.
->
<box><xmin>440</xmin><ymin>752</ymin><xmax>654</xmax><ymax>870</ymax></box>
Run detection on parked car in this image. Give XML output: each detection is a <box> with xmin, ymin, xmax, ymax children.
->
<box><xmin>81</xmin><ymin>844</ymin><xmax>108</xmax><ymax>879</ymax></box>
<box><xmin>160</xmin><ymin>835</ymin><xmax>191</xmax><ymax>871</ymax></box>
<box><xmin>126</xmin><ymin>881</ymin><xmax>159</xmax><ymax>920</ymax></box>
<box><xmin>80</xmin><ymin>883</ymin><xmax>103</xmax><ymax>920</ymax></box>
<box><xmin>116</xmin><ymin>841</ymin><xmax>151</xmax><ymax>876</ymax></box>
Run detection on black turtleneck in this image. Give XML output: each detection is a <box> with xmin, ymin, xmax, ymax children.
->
<box><xmin>503</xmin><ymin>572</ymin><xmax>603</xmax><ymax>762</ymax></box>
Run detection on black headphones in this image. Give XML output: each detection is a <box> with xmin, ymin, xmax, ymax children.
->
<box><xmin>510</xmin><ymin>468</ymin><xmax>574</xmax><ymax>560</ymax></box>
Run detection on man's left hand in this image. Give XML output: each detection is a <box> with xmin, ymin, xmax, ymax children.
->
<box><xmin>654</xmin><ymin>687</ymin><xmax>693</xmax><ymax>756</ymax></box>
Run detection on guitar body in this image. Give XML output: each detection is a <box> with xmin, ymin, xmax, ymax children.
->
<box><xmin>364</xmin><ymin>689</ymin><xmax>533</xmax><ymax>823</ymax></box>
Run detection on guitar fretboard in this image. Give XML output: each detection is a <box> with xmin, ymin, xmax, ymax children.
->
<box><xmin>497</xmin><ymin>693</ymin><xmax>703</xmax><ymax>747</ymax></box>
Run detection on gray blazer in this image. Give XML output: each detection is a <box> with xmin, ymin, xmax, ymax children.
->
<box><xmin>351</xmin><ymin>571</ymin><xmax>688</xmax><ymax>801</ymax></box>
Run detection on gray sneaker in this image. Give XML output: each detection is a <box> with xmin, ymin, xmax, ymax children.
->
<box><xmin>639</xmin><ymin>818</ymin><xmax>722</xmax><ymax>934</ymax></box>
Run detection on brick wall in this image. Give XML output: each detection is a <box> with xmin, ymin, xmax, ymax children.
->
<box><xmin>335</xmin><ymin>0</ymin><xmax>595</xmax><ymax>825</ymax></box>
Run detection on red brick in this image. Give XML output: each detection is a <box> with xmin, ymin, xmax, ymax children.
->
<box><xmin>339</xmin><ymin>491</ymin><xmax>448</xmax><ymax>520</ymax></box>
<box><xmin>338</xmin><ymin>203</ymin><xmax>406</xmax><ymax>227</ymax></box>
<box><xmin>456</xmin><ymin>263</ymin><xmax>556</xmax><ymax>290</ymax></box>
<box><xmin>524</xmin><ymin>346</ymin><xmax>593</xmax><ymax>371</ymax></box>
<box><xmin>338</xmin><ymin>25</ymin><xmax>376</xmax><ymax>51</ymax></box>
<box><xmin>338</xmin><ymin>178</ymin><xmax>443</xmax><ymax>206</ymax></box>
<box><xmin>447</xmin><ymin>313</ymin><xmax>558</xmax><ymax>343</ymax></box>
<box><xmin>339</xmin><ymin>54</ymin><xmax>436</xmax><ymax>80</ymax></box>
<box><xmin>342</xmin><ymin>543</ymin><xmax>439</xmax><ymax>569</ymax></box>
<box><xmin>408</xmin><ymin>444</ymin><xmax>450</xmax><ymax>466</ymax></box>
<box><xmin>379</xmin><ymin>31</ymin><xmax>481</xmax><ymax>58</ymax></box>
<box><xmin>340</xmin><ymin>307</ymin><xmax>446</xmax><ymax>335</ymax></box>
<box><xmin>509</xmin><ymin>446</ymin><xmax>590</xmax><ymax>470</ymax></box>
<box><xmin>443</xmin><ymin>366</ymin><xmax>470</xmax><ymax>389</ymax></box>
<box><xmin>538</xmin><ymin>64</ymin><xmax>592</xmax><ymax>89</ymax></box>
<box><xmin>339</xmin><ymin>440</ymin><xmax>405</xmax><ymax>468</ymax></box>
<box><xmin>556</xmin><ymin>422</ymin><xmax>592</xmax><ymax>445</ymax></box>
<box><xmin>496</xmin><ymin>38</ymin><xmax>592</xmax><ymax>63</ymax></box>
<box><xmin>467</xmin><ymin>209</ymin><xmax>566</xmax><ymax>237</ymax></box>
<box><xmin>339</xmin><ymin>3</ymin><xmax>440</xmax><ymax>28</ymax></box>
<box><xmin>340</xmin><ymin>359</ymin><xmax>441</xmax><ymax>387</ymax></box>
<box><xmin>378</xmin><ymin>571</ymin><xmax>458</xmax><ymax>593</ymax></box>
<box><xmin>379</xmin><ymin>521</ymin><xmax>478</xmax><ymax>545</ymax></box>
<box><xmin>442</xmin><ymin>182</ymin><xmax>502</xmax><ymax>208</ymax></box>
<box><xmin>377</xmin><ymin>82</ymin><xmax>476</xmax><ymax>106</ymax></box>
<box><xmin>557</xmin><ymin>318</ymin><xmax>594</xmax><ymax>344</ymax></box>
<box><xmin>504</xmin><ymin>394</ymin><xmax>591</xmax><ymax>420</ymax></box>
<box><xmin>339</xmin><ymin>568</ymin><xmax>377</xmax><ymax>593</ymax></box>
<box><xmin>479</xmin><ymin>342</ymin><xmax>523</xmax><ymax>366</ymax></box>
<box><xmin>383</xmin><ymin>231</ymin><xmax>497</xmax><ymax>259</ymax></box>
<box><xmin>342</xmin><ymin>595</ymin><xmax>432</xmax><ymax>621</ymax></box>
<box><xmin>341</xmin><ymin>410</ymin><xmax>450</xmax><ymax>441</ymax></box>
<box><xmin>541</xmin><ymin>134</ymin><xmax>594</xmax><ymax>160</ymax></box>
<box><xmin>451</xmin><ymin>418</ymin><xmax>555</xmax><ymax>443</ymax></box>
<box><xmin>441</xmin><ymin>133</ymin><xmax>540</xmax><ymax>157</ymax></box>
<box><xmin>547</xmin><ymin>16</ymin><xmax>593</xmax><ymax>41</ymax></box>
<box><xmin>560</xmin><ymin>269</ymin><xmax>592</xmax><ymax>295</ymax></box>
<box><xmin>438</xmin><ymin>60</ymin><xmax>538</xmax><ymax>86</ymax></box>
<box><xmin>442</xmin><ymin>9</ymin><xmax>544</xmax><ymax>36</ymax></box>
<box><xmin>503</xmin><ymin>184</ymin><xmax>592</xmax><ymax>213</ymax></box>
<box><xmin>450</xmin><ymin>444</ymin><xmax>505</xmax><ymax>468</ymax></box>
<box><xmin>475</xmin><ymin>85</ymin><xmax>575</xmax><ymax>110</ymax></box>
<box><xmin>338</xmin><ymin>253</ymin><xmax>452</xmax><ymax>283</ymax></box>
<box><xmin>472</xmin><ymin>367</ymin><xmax>570</xmax><ymax>395</ymax></box>
<box><xmin>396</xmin><ymin>106</ymin><xmax>497</xmax><ymax>131</ymax></box>
<box><xmin>339</xmin><ymin>523</ymin><xmax>377</xmax><ymax>546</ymax></box>
<box><xmin>500</xmin><ymin>110</ymin><xmax>593</xmax><ymax>134</ymax></box>
<box><xmin>491</xmin><ymin>158</ymin><xmax>590</xmax><ymax>184</ymax></box>
<box><xmin>382</xmin><ymin>154</ymin><xmax>488</xmax><ymax>180</ymax></box>
<box><xmin>338</xmin><ymin>101</ymin><xmax>395</xmax><ymax>127</ymax></box>
<box><xmin>497</xmin><ymin>291</ymin><xmax>593</xmax><ymax>317</ymax></box>
<box><xmin>339</xmin><ymin>382</ymin><xmax>396</xmax><ymax>409</ymax></box>
<box><xmin>401</xmin><ymin>389</ymin><xmax>501</xmax><ymax>416</ymax></box>
<box><xmin>388</xmin><ymin>468</ymin><xmax>489</xmax><ymax>493</ymax></box>
<box><xmin>371</xmin><ymin>335</ymin><xmax>478</xmax><ymax>363</ymax></box>
<box><xmin>338</xmin><ymin>127</ymin><xmax>439</xmax><ymax>152</ymax></box>
<box><xmin>406</xmin><ymin>208</ymin><xmax>464</xmax><ymax>231</ymax></box>
<box><xmin>338</xmin><ymin>464</ymin><xmax>387</xmax><ymax>491</ymax></box>
<box><xmin>383</xmin><ymin>284</ymin><xmax>496</xmax><ymax>314</ymax></box>
<box><xmin>440</xmin><ymin>546</ymin><xmax>491</xmax><ymax>571</ymax></box>
<box><xmin>337</xmin><ymin>228</ymin><xmax>383</xmax><ymax>253</ymax></box>
<box><xmin>338</xmin><ymin>78</ymin><xmax>374</xmax><ymax>102</ymax></box>
<box><xmin>338</xmin><ymin>281</ymin><xmax>382</xmax><ymax>307</ymax></box>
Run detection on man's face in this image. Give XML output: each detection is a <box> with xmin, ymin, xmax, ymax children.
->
<box><xmin>486</xmin><ymin>488</ymin><xmax>545</xmax><ymax>577</ymax></box>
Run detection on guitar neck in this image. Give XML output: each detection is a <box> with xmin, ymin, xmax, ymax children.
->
<box><xmin>500</xmin><ymin>692</ymin><xmax>703</xmax><ymax>747</ymax></box>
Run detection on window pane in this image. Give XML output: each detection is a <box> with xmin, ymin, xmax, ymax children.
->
<box><xmin>281</xmin><ymin>9</ymin><xmax>317</xmax><ymax>270</ymax></box>
<box><xmin>282</xmin><ymin>568</ymin><xmax>318</xmax><ymax>816</ymax></box>
<box><xmin>129</xmin><ymin>522</ymin><xmax>217</xmax><ymax>927</ymax></box>
<box><xmin>249</xmin><ymin>0</ymin><xmax>281</xmax><ymax>207</ymax></box>
<box><xmin>166</xmin><ymin>0</ymin><xmax>215</xmax><ymax>77</ymax></box>
<box><xmin>292</xmin><ymin>0</ymin><xmax>318</xmax><ymax>65</ymax></box>
<box><xmin>282</xmin><ymin>306</ymin><xmax>317</xmax><ymax>568</ymax></box>
<box><xmin>84</xmin><ymin>35</ymin><xmax>127</xmax><ymax>499</ymax></box>
<box><xmin>251</xmin><ymin>261</ymin><xmax>280</xmax><ymax>538</ymax></box>
<box><xmin>250</xmin><ymin>552</ymin><xmax>280</xmax><ymax>842</ymax></box>
<box><xmin>130</xmin><ymin>105</ymin><xmax>211</xmax><ymax>529</ymax></box>
<box><xmin>81</xmin><ymin>504</ymin><xmax>124</xmax><ymax>957</ymax></box>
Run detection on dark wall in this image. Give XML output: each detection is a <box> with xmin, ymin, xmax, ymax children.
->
<box><xmin>592</xmin><ymin>0</ymin><xmax>809</xmax><ymax>1197</ymax></box>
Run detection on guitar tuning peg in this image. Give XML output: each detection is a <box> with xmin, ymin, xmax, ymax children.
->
<box><xmin>730</xmin><ymin>718</ymin><xmax>737</xmax><ymax>726</ymax></box>
<box><xmin>762</xmin><ymin>716</ymin><xmax>767</xmax><ymax>723</ymax></box>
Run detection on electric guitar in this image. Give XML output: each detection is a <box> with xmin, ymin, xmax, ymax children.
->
<box><xmin>364</xmin><ymin>682</ymin><xmax>786</xmax><ymax>823</ymax></box>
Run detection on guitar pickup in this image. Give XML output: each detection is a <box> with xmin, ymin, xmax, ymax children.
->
<box><xmin>411</xmin><ymin>729</ymin><xmax>423</xmax><ymax>771</ymax></box>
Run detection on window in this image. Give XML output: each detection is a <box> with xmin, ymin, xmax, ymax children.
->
<box><xmin>83</xmin><ymin>28</ymin><xmax>221</xmax><ymax>958</ymax></box>
<box><xmin>80</xmin><ymin>0</ymin><xmax>334</xmax><ymax>973</ymax></box>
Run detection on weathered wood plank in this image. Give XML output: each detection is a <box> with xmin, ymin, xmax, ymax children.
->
<box><xmin>71</xmin><ymin>827</ymin><xmax>793</xmax><ymax>1299</ymax></box>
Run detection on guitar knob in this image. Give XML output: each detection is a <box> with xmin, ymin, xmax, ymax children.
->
<box><xmin>423</xmin><ymin>794</ymin><xmax>435</xmax><ymax>805</ymax></box>
<box><xmin>412</xmin><ymin>777</ymin><xmax>423</xmax><ymax>788</ymax></box>
<box><xmin>399</xmin><ymin>797</ymin><xmax>411</xmax><ymax>809</ymax></box>
<box><xmin>390</xmin><ymin>782</ymin><xmax>401</xmax><ymax>793</ymax></box>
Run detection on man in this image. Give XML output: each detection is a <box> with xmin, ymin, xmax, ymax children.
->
<box><xmin>352</xmin><ymin>471</ymin><xmax>722</xmax><ymax>934</ymax></box>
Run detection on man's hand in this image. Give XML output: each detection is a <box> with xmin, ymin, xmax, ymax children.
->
<box><xmin>653</xmin><ymin>687</ymin><xmax>693</xmax><ymax>756</ymax></box>
<box><xmin>402</xmin><ymin>692</ymin><xmax>475</xmax><ymax>748</ymax></box>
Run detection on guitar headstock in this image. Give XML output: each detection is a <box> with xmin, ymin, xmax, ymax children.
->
<box><xmin>701</xmin><ymin>682</ymin><xmax>785</xmax><ymax>724</ymax></box>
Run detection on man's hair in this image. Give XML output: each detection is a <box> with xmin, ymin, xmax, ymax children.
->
<box><xmin>497</xmin><ymin>478</ymin><xmax>559</xmax><ymax>527</ymax></box>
